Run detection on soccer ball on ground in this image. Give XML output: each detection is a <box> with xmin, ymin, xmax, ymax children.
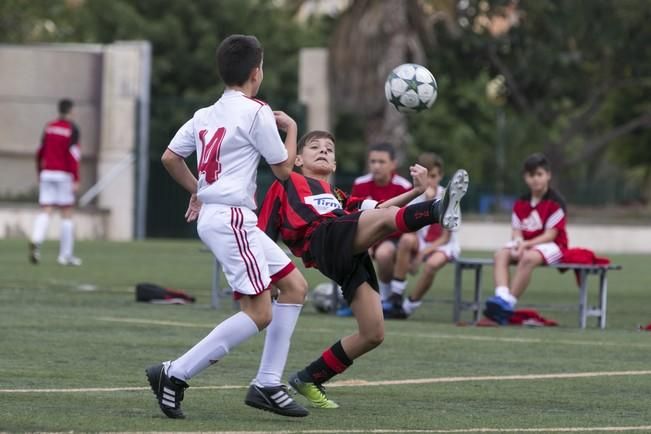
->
<box><xmin>310</xmin><ymin>282</ymin><xmax>343</xmax><ymax>314</ymax></box>
<box><xmin>384</xmin><ymin>63</ymin><xmax>438</xmax><ymax>113</ymax></box>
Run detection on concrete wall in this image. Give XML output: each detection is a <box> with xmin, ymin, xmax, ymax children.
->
<box><xmin>0</xmin><ymin>45</ymin><xmax>103</xmax><ymax>197</ymax></box>
<box><xmin>299</xmin><ymin>48</ymin><xmax>330</xmax><ymax>131</ymax></box>
<box><xmin>458</xmin><ymin>221</ymin><xmax>651</xmax><ymax>254</ymax></box>
<box><xmin>0</xmin><ymin>204</ymin><xmax>108</xmax><ymax>240</ymax></box>
<box><xmin>0</xmin><ymin>42</ymin><xmax>149</xmax><ymax>240</ymax></box>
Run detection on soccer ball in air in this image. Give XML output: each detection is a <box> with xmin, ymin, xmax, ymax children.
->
<box><xmin>384</xmin><ymin>63</ymin><xmax>438</xmax><ymax>113</ymax></box>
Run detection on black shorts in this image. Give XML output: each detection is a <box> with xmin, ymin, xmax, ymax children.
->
<box><xmin>309</xmin><ymin>212</ymin><xmax>379</xmax><ymax>304</ymax></box>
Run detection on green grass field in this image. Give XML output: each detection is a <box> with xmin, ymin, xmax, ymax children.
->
<box><xmin>1</xmin><ymin>239</ymin><xmax>650</xmax><ymax>433</ymax></box>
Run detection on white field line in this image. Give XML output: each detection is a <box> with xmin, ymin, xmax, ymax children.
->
<box><xmin>22</xmin><ymin>425</ymin><xmax>651</xmax><ymax>433</ymax></box>
<box><xmin>390</xmin><ymin>331</ymin><xmax>651</xmax><ymax>349</ymax></box>
<box><xmin>2</xmin><ymin>370</ymin><xmax>651</xmax><ymax>394</ymax></box>
<box><xmin>96</xmin><ymin>316</ymin><xmax>651</xmax><ymax>349</ymax></box>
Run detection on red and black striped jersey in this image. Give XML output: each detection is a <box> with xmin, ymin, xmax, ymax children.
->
<box><xmin>258</xmin><ymin>172</ymin><xmax>366</xmax><ymax>267</ymax></box>
<box><xmin>512</xmin><ymin>188</ymin><xmax>568</xmax><ymax>250</ymax></box>
<box><xmin>37</xmin><ymin>119</ymin><xmax>80</xmax><ymax>181</ymax></box>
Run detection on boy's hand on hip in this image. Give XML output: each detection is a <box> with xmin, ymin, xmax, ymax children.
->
<box><xmin>185</xmin><ymin>193</ymin><xmax>202</xmax><ymax>222</ymax></box>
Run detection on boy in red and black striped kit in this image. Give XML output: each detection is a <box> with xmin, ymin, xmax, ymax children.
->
<box><xmin>483</xmin><ymin>152</ymin><xmax>568</xmax><ymax>324</ymax></box>
<box><xmin>258</xmin><ymin>130</ymin><xmax>469</xmax><ymax>408</ymax></box>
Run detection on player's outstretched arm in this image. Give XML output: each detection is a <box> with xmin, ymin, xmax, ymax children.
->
<box><xmin>161</xmin><ymin>149</ymin><xmax>198</xmax><ymax>194</ymax></box>
<box><xmin>378</xmin><ymin>164</ymin><xmax>428</xmax><ymax>209</ymax></box>
<box><xmin>269</xmin><ymin>111</ymin><xmax>297</xmax><ymax>181</ymax></box>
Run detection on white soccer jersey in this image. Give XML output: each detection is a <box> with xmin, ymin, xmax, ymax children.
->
<box><xmin>168</xmin><ymin>89</ymin><xmax>288</xmax><ymax>209</ymax></box>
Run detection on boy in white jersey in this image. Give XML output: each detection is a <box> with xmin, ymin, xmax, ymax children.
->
<box><xmin>145</xmin><ymin>34</ymin><xmax>309</xmax><ymax>418</ymax></box>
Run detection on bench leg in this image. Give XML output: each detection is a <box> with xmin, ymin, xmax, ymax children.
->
<box><xmin>473</xmin><ymin>266</ymin><xmax>483</xmax><ymax>323</ymax></box>
<box><xmin>598</xmin><ymin>270</ymin><xmax>607</xmax><ymax>329</ymax></box>
<box><xmin>453</xmin><ymin>263</ymin><xmax>463</xmax><ymax>323</ymax></box>
<box><xmin>578</xmin><ymin>269</ymin><xmax>588</xmax><ymax>329</ymax></box>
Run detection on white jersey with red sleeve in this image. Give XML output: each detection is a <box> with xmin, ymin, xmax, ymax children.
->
<box><xmin>511</xmin><ymin>188</ymin><xmax>568</xmax><ymax>250</ymax></box>
<box><xmin>167</xmin><ymin>89</ymin><xmax>288</xmax><ymax>210</ymax></box>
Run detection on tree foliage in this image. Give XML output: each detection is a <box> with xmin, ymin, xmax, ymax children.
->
<box><xmin>398</xmin><ymin>0</ymin><xmax>651</xmax><ymax>203</ymax></box>
<box><xmin>2</xmin><ymin>0</ymin><xmax>650</xmax><ymax>206</ymax></box>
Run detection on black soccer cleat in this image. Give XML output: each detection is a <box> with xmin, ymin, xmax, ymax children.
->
<box><xmin>245</xmin><ymin>383</ymin><xmax>309</xmax><ymax>417</ymax></box>
<box><xmin>29</xmin><ymin>242</ymin><xmax>40</xmax><ymax>264</ymax></box>
<box><xmin>145</xmin><ymin>362</ymin><xmax>189</xmax><ymax>419</ymax></box>
<box><xmin>383</xmin><ymin>293</ymin><xmax>407</xmax><ymax>319</ymax></box>
<box><xmin>436</xmin><ymin>169</ymin><xmax>469</xmax><ymax>231</ymax></box>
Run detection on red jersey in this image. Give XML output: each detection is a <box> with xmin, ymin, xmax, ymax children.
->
<box><xmin>258</xmin><ymin>172</ymin><xmax>366</xmax><ymax>267</ymax></box>
<box><xmin>352</xmin><ymin>173</ymin><xmax>411</xmax><ymax>242</ymax></box>
<box><xmin>351</xmin><ymin>173</ymin><xmax>412</xmax><ymax>202</ymax></box>
<box><xmin>512</xmin><ymin>188</ymin><xmax>568</xmax><ymax>250</ymax></box>
<box><xmin>37</xmin><ymin>119</ymin><xmax>80</xmax><ymax>181</ymax></box>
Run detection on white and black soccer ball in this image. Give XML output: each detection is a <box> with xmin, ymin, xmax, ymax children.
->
<box><xmin>310</xmin><ymin>282</ymin><xmax>343</xmax><ymax>314</ymax></box>
<box><xmin>384</xmin><ymin>63</ymin><xmax>438</xmax><ymax>113</ymax></box>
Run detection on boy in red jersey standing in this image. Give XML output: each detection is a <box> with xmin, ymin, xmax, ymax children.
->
<box><xmin>29</xmin><ymin>99</ymin><xmax>82</xmax><ymax>266</ymax></box>
<box><xmin>483</xmin><ymin>153</ymin><xmax>568</xmax><ymax>324</ymax></box>
<box><xmin>258</xmin><ymin>130</ymin><xmax>469</xmax><ymax>408</ymax></box>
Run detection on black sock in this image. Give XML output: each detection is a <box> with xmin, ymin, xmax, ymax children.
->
<box><xmin>394</xmin><ymin>200</ymin><xmax>439</xmax><ymax>232</ymax></box>
<box><xmin>297</xmin><ymin>340</ymin><xmax>353</xmax><ymax>384</ymax></box>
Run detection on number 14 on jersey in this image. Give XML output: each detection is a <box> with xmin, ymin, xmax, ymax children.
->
<box><xmin>198</xmin><ymin>127</ymin><xmax>226</xmax><ymax>184</ymax></box>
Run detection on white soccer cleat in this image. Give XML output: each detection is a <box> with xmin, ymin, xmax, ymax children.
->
<box><xmin>438</xmin><ymin>169</ymin><xmax>469</xmax><ymax>231</ymax></box>
<box><xmin>57</xmin><ymin>255</ymin><xmax>82</xmax><ymax>266</ymax></box>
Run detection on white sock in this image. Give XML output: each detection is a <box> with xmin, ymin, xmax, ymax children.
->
<box><xmin>402</xmin><ymin>297</ymin><xmax>422</xmax><ymax>315</ymax></box>
<box><xmin>495</xmin><ymin>286</ymin><xmax>517</xmax><ymax>308</ymax></box>
<box><xmin>60</xmin><ymin>219</ymin><xmax>74</xmax><ymax>258</ymax></box>
<box><xmin>168</xmin><ymin>311</ymin><xmax>259</xmax><ymax>381</ymax></box>
<box><xmin>254</xmin><ymin>301</ymin><xmax>302</xmax><ymax>387</ymax></box>
<box><xmin>390</xmin><ymin>279</ymin><xmax>407</xmax><ymax>295</ymax></box>
<box><xmin>31</xmin><ymin>213</ymin><xmax>50</xmax><ymax>245</ymax></box>
<box><xmin>379</xmin><ymin>280</ymin><xmax>392</xmax><ymax>301</ymax></box>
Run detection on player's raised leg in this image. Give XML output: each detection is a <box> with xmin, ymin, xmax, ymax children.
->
<box><xmin>353</xmin><ymin>169</ymin><xmax>469</xmax><ymax>253</ymax></box>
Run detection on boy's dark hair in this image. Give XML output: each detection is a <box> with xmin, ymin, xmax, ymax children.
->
<box><xmin>58</xmin><ymin>99</ymin><xmax>73</xmax><ymax>115</ymax></box>
<box><xmin>216</xmin><ymin>35</ymin><xmax>263</xmax><ymax>86</ymax></box>
<box><xmin>522</xmin><ymin>152</ymin><xmax>550</xmax><ymax>174</ymax></box>
<box><xmin>417</xmin><ymin>152</ymin><xmax>444</xmax><ymax>173</ymax></box>
<box><xmin>297</xmin><ymin>130</ymin><xmax>335</xmax><ymax>154</ymax></box>
<box><xmin>368</xmin><ymin>142</ymin><xmax>396</xmax><ymax>160</ymax></box>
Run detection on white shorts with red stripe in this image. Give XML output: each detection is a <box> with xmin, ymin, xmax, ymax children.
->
<box><xmin>417</xmin><ymin>238</ymin><xmax>461</xmax><ymax>260</ymax></box>
<box><xmin>39</xmin><ymin>170</ymin><xmax>75</xmax><ymax>206</ymax></box>
<box><xmin>532</xmin><ymin>242</ymin><xmax>563</xmax><ymax>264</ymax></box>
<box><xmin>198</xmin><ymin>204</ymin><xmax>293</xmax><ymax>298</ymax></box>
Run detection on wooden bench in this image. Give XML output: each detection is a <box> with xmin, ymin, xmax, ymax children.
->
<box><xmin>453</xmin><ymin>257</ymin><xmax>622</xmax><ymax>329</ymax></box>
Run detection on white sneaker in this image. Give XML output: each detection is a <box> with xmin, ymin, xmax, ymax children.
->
<box><xmin>438</xmin><ymin>169</ymin><xmax>469</xmax><ymax>230</ymax></box>
<box><xmin>402</xmin><ymin>298</ymin><xmax>423</xmax><ymax>315</ymax></box>
<box><xmin>58</xmin><ymin>255</ymin><xmax>82</xmax><ymax>266</ymax></box>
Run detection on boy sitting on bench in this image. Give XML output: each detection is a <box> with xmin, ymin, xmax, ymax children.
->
<box><xmin>484</xmin><ymin>153</ymin><xmax>568</xmax><ymax>324</ymax></box>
